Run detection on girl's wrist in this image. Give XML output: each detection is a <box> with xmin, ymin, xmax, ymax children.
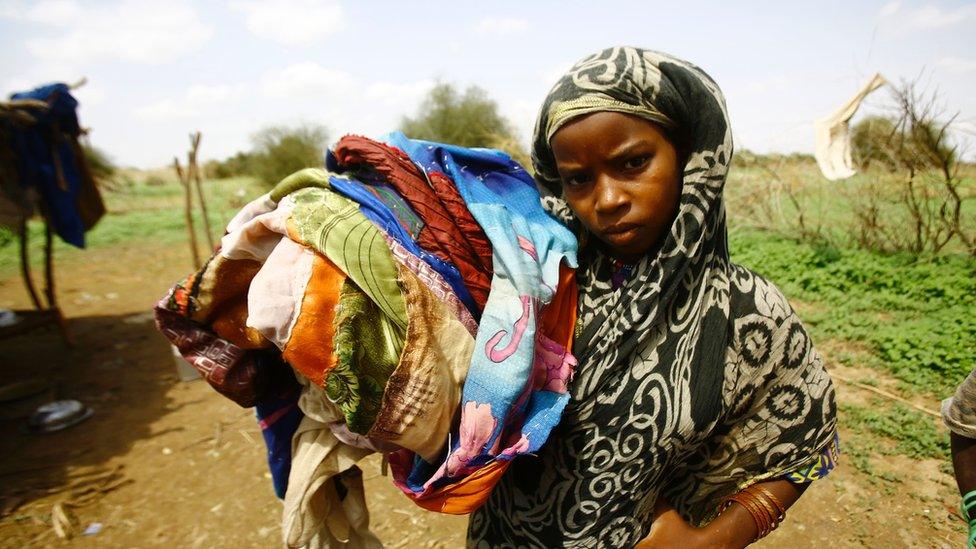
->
<box><xmin>699</xmin><ymin>517</ymin><xmax>741</xmax><ymax>549</ymax></box>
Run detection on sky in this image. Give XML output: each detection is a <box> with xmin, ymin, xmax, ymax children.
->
<box><xmin>1</xmin><ymin>0</ymin><xmax>974</xmax><ymax>168</ymax></box>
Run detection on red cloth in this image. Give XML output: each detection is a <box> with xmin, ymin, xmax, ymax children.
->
<box><xmin>333</xmin><ymin>136</ymin><xmax>492</xmax><ymax>311</ymax></box>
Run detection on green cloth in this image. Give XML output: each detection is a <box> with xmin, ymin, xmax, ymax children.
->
<box><xmin>269</xmin><ymin>168</ymin><xmax>331</xmax><ymax>202</ymax></box>
<box><xmin>289</xmin><ymin>186</ymin><xmax>408</xmax><ymax>331</ymax></box>
<box><xmin>329</xmin><ymin>281</ymin><xmax>402</xmax><ymax>433</ymax></box>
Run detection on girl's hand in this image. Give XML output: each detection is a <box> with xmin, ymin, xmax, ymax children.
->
<box><xmin>635</xmin><ymin>499</ymin><xmax>732</xmax><ymax>549</ymax></box>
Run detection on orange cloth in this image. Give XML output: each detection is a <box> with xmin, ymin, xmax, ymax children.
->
<box><xmin>283</xmin><ymin>254</ymin><xmax>347</xmax><ymax>387</ymax></box>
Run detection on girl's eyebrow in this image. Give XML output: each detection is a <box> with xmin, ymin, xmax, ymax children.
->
<box><xmin>606</xmin><ymin>139</ymin><xmax>653</xmax><ymax>161</ymax></box>
<box><xmin>554</xmin><ymin>139</ymin><xmax>654</xmax><ymax>171</ymax></box>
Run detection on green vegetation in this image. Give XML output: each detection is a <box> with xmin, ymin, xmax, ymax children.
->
<box><xmin>839</xmin><ymin>398</ymin><xmax>947</xmax><ymax>487</ymax></box>
<box><xmin>248</xmin><ymin>124</ymin><xmax>329</xmax><ymax>187</ymax></box>
<box><xmin>730</xmin><ymin>228</ymin><xmax>975</xmax><ymax>396</ymax></box>
<box><xmin>840</xmin><ymin>400</ymin><xmax>947</xmax><ymax>460</ymax></box>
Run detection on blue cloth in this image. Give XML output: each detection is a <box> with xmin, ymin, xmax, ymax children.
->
<box><xmin>384</xmin><ymin>133</ymin><xmax>578</xmax><ymax>490</ymax></box>
<box><xmin>255</xmin><ymin>386</ymin><xmax>304</xmax><ymax>499</ymax></box>
<box><xmin>8</xmin><ymin>83</ymin><xmax>88</xmax><ymax>247</ymax></box>
<box><xmin>326</xmin><ymin>172</ymin><xmax>479</xmax><ymax>317</ymax></box>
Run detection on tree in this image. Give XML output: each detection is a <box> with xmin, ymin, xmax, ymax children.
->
<box><xmin>400</xmin><ymin>83</ymin><xmax>523</xmax><ymax>154</ymax></box>
<box><xmin>250</xmin><ymin>123</ymin><xmax>329</xmax><ymax>187</ymax></box>
<box><xmin>851</xmin><ymin>113</ymin><xmax>956</xmax><ymax>172</ymax></box>
<box><xmin>851</xmin><ymin>115</ymin><xmax>897</xmax><ymax>170</ymax></box>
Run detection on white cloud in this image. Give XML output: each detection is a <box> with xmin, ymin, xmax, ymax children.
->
<box><xmin>260</xmin><ymin>62</ymin><xmax>356</xmax><ymax>99</ymax></box>
<box><xmin>878</xmin><ymin>2</ymin><xmax>976</xmax><ymax>31</ymax></box>
<box><xmin>22</xmin><ymin>0</ymin><xmax>81</xmax><ymax>25</ymax></box>
<box><xmin>131</xmin><ymin>62</ymin><xmax>438</xmax><ymax>163</ymax></box>
<box><xmin>6</xmin><ymin>0</ymin><xmax>213</xmax><ymax>64</ymax></box>
<box><xmin>502</xmin><ymin>98</ymin><xmax>538</xmax><ymax>145</ymax></box>
<box><xmin>540</xmin><ymin>60</ymin><xmax>575</xmax><ymax>86</ymax></box>
<box><xmin>73</xmin><ymin>82</ymin><xmax>107</xmax><ymax>108</ymax></box>
<box><xmin>136</xmin><ymin>84</ymin><xmax>246</xmax><ymax>120</ymax></box>
<box><xmin>743</xmin><ymin>74</ymin><xmax>797</xmax><ymax>95</ymax></box>
<box><xmin>230</xmin><ymin>0</ymin><xmax>344</xmax><ymax>46</ymax></box>
<box><xmin>475</xmin><ymin>17</ymin><xmax>528</xmax><ymax>36</ymax></box>
<box><xmin>365</xmin><ymin>80</ymin><xmax>434</xmax><ymax>106</ymax></box>
<box><xmin>938</xmin><ymin>56</ymin><xmax>976</xmax><ymax>74</ymax></box>
<box><xmin>879</xmin><ymin>1</ymin><xmax>901</xmax><ymax>17</ymax></box>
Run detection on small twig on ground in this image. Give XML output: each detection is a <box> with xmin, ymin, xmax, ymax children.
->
<box><xmin>239</xmin><ymin>429</ymin><xmax>255</xmax><ymax>444</ymax></box>
<box><xmin>180</xmin><ymin>435</ymin><xmax>212</xmax><ymax>451</ymax></box>
<box><xmin>831</xmin><ymin>371</ymin><xmax>940</xmax><ymax>418</ymax></box>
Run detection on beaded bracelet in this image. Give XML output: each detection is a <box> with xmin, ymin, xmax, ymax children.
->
<box><xmin>962</xmin><ymin>489</ymin><xmax>976</xmax><ymax>548</ymax></box>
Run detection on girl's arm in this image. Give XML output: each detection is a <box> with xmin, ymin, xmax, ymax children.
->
<box><xmin>637</xmin><ymin>479</ymin><xmax>807</xmax><ymax>549</ymax></box>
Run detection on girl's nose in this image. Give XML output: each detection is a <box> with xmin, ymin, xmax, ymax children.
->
<box><xmin>593</xmin><ymin>175</ymin><xmax>627</xmax><ymax>217</ymax></box>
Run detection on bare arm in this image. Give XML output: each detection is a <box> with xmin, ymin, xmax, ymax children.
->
<box><xmin>637</xmin><ymin>479</ymin><xmax>808</xmax><ymax>549</ymax></box>
<box><xmin>951</xmin><ymin>433</ymin><xmax>976</xmax><ymax>516</ymax></box>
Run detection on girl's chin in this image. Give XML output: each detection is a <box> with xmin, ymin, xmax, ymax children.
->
<box><xmin>598</xmin><ymin>233</ymin><xmax>660</xmax><ymax>262</ymax></box>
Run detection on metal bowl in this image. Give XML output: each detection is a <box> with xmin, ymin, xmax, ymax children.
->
<box><xmin>25</xmin><ymin>400</ymin><xmax>93</xmax><ymax>433</ymax></box>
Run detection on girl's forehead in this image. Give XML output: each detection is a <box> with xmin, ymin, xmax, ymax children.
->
<box><xmin>551</xmin><ymin>112</ymin><xmax>672</xmax><ymax>159</ymax></box>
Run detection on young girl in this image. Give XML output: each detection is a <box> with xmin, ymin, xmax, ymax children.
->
<box><xmin>467</xmin><ymin>47</ymin><xmax>838</xmax><ymax>548</ymax></box>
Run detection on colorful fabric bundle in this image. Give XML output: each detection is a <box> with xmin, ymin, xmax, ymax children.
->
<box><xmin>155</xmin><ymin>134</ymin><xmax>578</xmax><ymax>544</ymax></box>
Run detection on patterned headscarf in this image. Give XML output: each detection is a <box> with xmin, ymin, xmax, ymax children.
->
<box><xmin>469</xmin><ymin>47</ymin><xmax>836</xmax><ymax>547</ymax></box>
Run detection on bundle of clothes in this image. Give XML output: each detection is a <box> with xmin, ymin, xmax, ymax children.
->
<box><xmin>0</xmin><ymin>83</ymin><xmax>105</xmax><ymax>245</ymax></box>
<box><xmin>155</xmin><ymin>132</ymin><xmax>579</xmax><ymax>547</ymax></box>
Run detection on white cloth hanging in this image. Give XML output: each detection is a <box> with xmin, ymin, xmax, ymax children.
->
<box><xmin>814</xmin><ymin>73</ymin><xmax>887</xmax><ymax>181</ymax></box>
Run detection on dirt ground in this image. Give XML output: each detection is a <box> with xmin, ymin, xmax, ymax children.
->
<box><xmin>0</xmin><ymin>241</ymin><xmax>966</xmax><ymax>547</ymax></box>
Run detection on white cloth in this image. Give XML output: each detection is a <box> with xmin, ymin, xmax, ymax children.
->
<box><xmin>814</xmin><ymin>73</ymin><xmax>887</xmax><ymax>181</ymax></box>
<box><xmin>282</xmin><ymin>379</ymin><xmax>381</xmax><ymax>549</ymax></box>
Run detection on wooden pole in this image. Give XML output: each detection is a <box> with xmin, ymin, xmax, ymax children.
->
<box><xmin>187</xmin><ymin>132</ymin><xmax>215</xmax><ymax>250</ymax></box>
<box><xmin>43</xmin><ymin>219</ymin><xmax>54</xmax><ymax>309</ymax></box>
<box><xmin>18</xmin><ymin>217</ymin><xmax>42</xmax><ymax>310</ymax></box>
<box><xmin>174</xmin><ymin>157</ymin><xmax>202</xmax><ymax>269</ymax></box>
<box><xmin>43</xmin><ymin>217</ymin><xmax>74</xmax><ymax>345</ymax></box>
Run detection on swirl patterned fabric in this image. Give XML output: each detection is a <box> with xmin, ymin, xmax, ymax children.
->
<box><xmin>468</xmin><ymin>47</ymin><xmax>837</xmax><ymax>547</ymax></box>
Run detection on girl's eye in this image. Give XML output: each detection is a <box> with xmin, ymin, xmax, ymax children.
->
<box><xmin>623</xmin><ymin>155</ymin><xmax>650</xmax><ymax>171</ymax></box>
<box><xmin>563</xmin><ymin>173</ymin><xmax>591</xmax><ymax>188</ymax></box>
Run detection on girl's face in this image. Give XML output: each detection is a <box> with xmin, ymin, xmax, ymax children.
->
<box><xmin>550</xmin><ymin>111</ymin><xmax>682</xmax><ymax>262</ymax></box>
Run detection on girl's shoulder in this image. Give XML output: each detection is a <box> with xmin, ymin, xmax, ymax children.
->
<box><xmin>726</xmin><ymin>262</ymin><xmax>798</xmax><ymax>325</ymax></box>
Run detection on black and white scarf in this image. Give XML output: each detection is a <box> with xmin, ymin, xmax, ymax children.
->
<box><xmin>468</xmin><ymin>47</ymin><xmax>836</xmax><ymax>548</ymax></box>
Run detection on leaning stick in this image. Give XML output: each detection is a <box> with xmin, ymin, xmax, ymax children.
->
<box><xmin>187</xmin><ymin>132</ymin><xmax>215</xmax><ymax>250</ymax></box>
<box><xmin>174</xmin><ymin>158</ymin><xmax>201</xmax><ymax>269</ymax></box>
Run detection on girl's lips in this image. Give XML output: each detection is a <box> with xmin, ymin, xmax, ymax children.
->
<box><xmin>602</xmin><ymin>223</ymin><xmax>641</xmax><ymax>235</ymax></box>
<box><xmin>601</xmin><ymin>225</ymin><xmax>641</xmax><ymax>244</ymax></box>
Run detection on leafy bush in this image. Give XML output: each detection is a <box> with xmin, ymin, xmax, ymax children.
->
<box><xmin>250</xmin><ymin>124</ymin><xmax>329</xmax><ymax>187</ymax></box>
<box><xmin>207</xmin><ymin>151</ymin><xmax>256</xmax><ymax>180</ymax></box>
<box><xmin>731</xmin><ymin>228</ymin><xmax>976</xmax><ymax>395</ymax></box>
<box><xmin>145</xmin><ymin>174</ymin><xmax>167</xmax><ymax>186</ymax></box>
